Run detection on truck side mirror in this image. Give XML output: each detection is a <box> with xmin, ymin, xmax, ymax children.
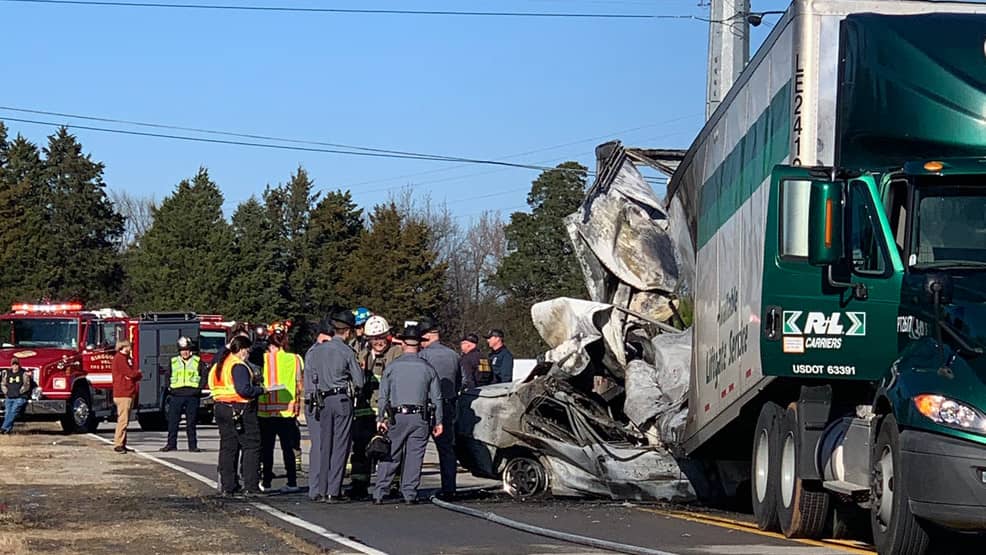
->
<box><xmin>808</xmin><ymin>181</ymin><xmax>844</xmax><ymax>266</ymax></box>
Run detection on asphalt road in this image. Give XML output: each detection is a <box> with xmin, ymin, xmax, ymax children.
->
<box><xmin>91</xmin><ymin>419</ymin><xmax>867</xmax><ymax>555</ymax></box>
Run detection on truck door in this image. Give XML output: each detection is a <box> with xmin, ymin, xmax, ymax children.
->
<box><xmin>760</xmin><ymin>167</ymin><xmax>903</xmax><ymax>381</ymax></box>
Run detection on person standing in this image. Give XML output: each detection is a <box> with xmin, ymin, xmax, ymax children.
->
<box><xmin>161</xmin><ymin>336</ymin><xmax>207</xmax><ymax>452</ymax></box>
<box><xmin>210</xmin><ymin>335</ymin><xmax>267</xmax><ymax>497</ymax></box>
<box><xmin>348</xmin><ymin>315</ymin><xmax>401</xmax><ymax>499</ymax></box>
<box><xmin>373</xmin><ymin>323</ymin><xmax>443</xmax><ymax>505</ymax></box>
<box><xmin>418</xmin><ymin>317</ymin><xmax>461</xmax><ymax>500</ymax></box>
<box><xmin>349</xmin><ymin>307</ymin><xmax>372</xmax><ymax>357</ymax></box>
<box><xmin>458</xmin><ymin>333</ymin><xmax>485</xmax><ymax>390</ymax></box>
<box><xmin>485</xmin><ymin>329</ymin><xmax>514</xmax><ymax>384</ymax></box>
<box><xmin>111</xmin><ymin>339</ymin><xmax>142</xmax><ymax>453</ymax></box>
<box><xmin>1</xmin><ymin>358</ymin><xmax>33</xmax><ymax>434</ymax></box>
<box><xmin>304</xmin><ymin>311</ymin><xmax>364</xmax><ymax>503</ymax></box>
<box><xmin>257</xmin><ymin>324</ymin><xmax>304</xmax><ymax>493</ymax></box>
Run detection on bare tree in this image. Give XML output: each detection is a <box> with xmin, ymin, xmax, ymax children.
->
<box><xmin>110</xmin><ymin>188</ymin><xmax>156</xmax><ymax>249</ymax></box>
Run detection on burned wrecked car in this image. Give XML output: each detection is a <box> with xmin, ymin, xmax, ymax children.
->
<box><xmin>455</xmin><ymin>143</ymin><xmax>696</xmax><ymax>502</ymax></box>
<box><xmin>455</xmin><ymin>371</ymin><xmax>693</xmax><ymax>501</ymax></box>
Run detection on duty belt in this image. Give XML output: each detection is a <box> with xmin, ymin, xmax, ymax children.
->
<box><xmin>320</xmin><ymin>387</ymin><xmax>347</xmax><ymax>397</ymax></box>
<box><xmin>397</xmin><ymin>405</ymin><xmax>425</xmax><ymax>414</ymax></box>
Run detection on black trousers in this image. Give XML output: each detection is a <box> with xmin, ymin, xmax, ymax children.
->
<box><xmin>259</xmin><ymin>416</ymin><xmax>299</xmax><ymax>488</ymax></box>
<box><xmin>215</xmin><ymin>403</ymin><xmax>261</xmax><ymax>494</ymax></box>
<box><xmin>166</xmin><ymin>395</ymin><xmax>200</xmax><ymax>449</ymax></box>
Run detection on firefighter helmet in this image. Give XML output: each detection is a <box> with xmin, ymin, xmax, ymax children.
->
<box><xmin>177</xmin><ymin>336</ymin><xmax>192</xmax><ymax>350</ymax></box>
<box><xmin>352</xmin><ymin>307</ymin><xmax>372</xmax><ymax>327</ymax></box>
<box><xmin>364</xmin><ymin>315</ymin><xmax>390</xmax><ymax>338</ymax></box>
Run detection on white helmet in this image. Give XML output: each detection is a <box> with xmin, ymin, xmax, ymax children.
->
<box><xmin>364</xmin><ymin>315</ymin><xmax>390</xmax><ymax>338</ymax></box>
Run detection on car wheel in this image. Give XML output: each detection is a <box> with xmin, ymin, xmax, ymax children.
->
<box><xmin>503</xmin><ymin>456</ymin><xmax>548</xmax><ymax>500</ymax></box>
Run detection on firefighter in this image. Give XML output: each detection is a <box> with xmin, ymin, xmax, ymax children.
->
<box><xmin>350</xmin><ymin>307</ymin><xmax>372</xmax><ymax>356</ymax></box>
<box><xmin>257</xmin><ymin>323</ymin><xmax>304</xmax><ymax>493</ymax></box>
<box><xmin>373</xmin><ymin>322</ymin><xmax>443</xmax><ymax>505</ymax></box>
<box><xmin>348</xmin><ymin>315</ymin><xmax>401</xmax><ymax>499</ymax></box>
<box><xmin>210</xmin><ymin>335</ymin><xmax>267</xmax><ymax>497</ymax></box>
<box><xmin>304</xmin><ymin>310</ymin><xmax>364</xmax><ymax>503</ymax></box>
<box><xmin>160</xmin><ymin>336</ymin><xmax>207</xmax><ymax>452</ymax></box>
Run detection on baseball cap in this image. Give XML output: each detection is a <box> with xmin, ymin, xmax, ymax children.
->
<box><xmin>460</xmin><ymin>333</ymin><xmax>479</xmax><ymax>345</ymax></box>
<box><xmin>485</xmin><ymin>328</ymin><xmax>505</xmax><ymax>339</ymax></box>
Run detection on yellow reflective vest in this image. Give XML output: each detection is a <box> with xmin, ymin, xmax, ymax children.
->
<box><xmin>169</xmin><ymin>355</ymin><xmax>201</xmax><ymax>390</ymax></box>
<box><xmin>257</xmin><ymin>350</ymin><xmax>303</xmax><ymax>418</ymax></box>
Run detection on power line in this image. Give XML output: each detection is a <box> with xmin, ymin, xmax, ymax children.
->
<box><xmin>0</xmin><ymin>114</ymin><xmax>604</xmax><ymax>174</ymax></box>
<box><xmin>1</xmin><ymin>0</ymin><xmax>702</xmax><ymax>19</ymax></box>
<box><xmin>346</xmin><ymin>113</ymin><xmax>701</xmax><ymax>189</ymax></box>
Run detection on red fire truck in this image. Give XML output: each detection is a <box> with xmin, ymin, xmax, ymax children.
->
<box><xmin>0</xmin><ymin>303</ymin><xmax>212</xmax><ymax>433</ymax></box>
<box><xmin>0</xmin><ymin>303</ymin><xmax>134</xmax><ymax>433</ymax></box>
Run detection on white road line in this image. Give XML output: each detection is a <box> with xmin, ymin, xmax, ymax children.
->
<box><xmin>87</xmin><ymin>433</ymin><xmax>388</xmax><ymax>555</ymax></box>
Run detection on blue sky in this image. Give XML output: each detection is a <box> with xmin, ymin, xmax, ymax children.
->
<box><xmin>1</xmin><ymin>0</ymin><xmax>790</xmax><ymax>222</ymax></box>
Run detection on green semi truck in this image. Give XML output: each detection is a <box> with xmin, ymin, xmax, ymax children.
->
<box><xmin>668</xmin><ymin>1</ymin><xmax>986</xmax><ymax>552</ymax></box>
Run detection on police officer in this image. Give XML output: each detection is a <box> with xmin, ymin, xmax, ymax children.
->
<box><xmin>373</xmin><ymin>322</ymin><xmax>443</xmax><ymax>505</ymax></box>
<box><xmin>418</xmin><ymin>317</ymin><xmax>461</xmax><ymax>500</ymax></box>
<box><xmin>304</xmin><ymin>311</ymin><xmax>364</xmax><ymax>503</ymax></box>
<box><xmin>486</xmin><ymin>329</ymin><xmax>514</xmax><ymax>384</ymax></box>
<box><xmin>161</xmin><ymin>336</ymin><xmax>207</xmax><ymax>452</ymax></box>
<box><xmin>349</xmin><ymin>315</ymin><xmax>401</xmax><ymax>499</ymax></box>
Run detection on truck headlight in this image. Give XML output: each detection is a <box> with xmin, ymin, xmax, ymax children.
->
<box><xmin>52</xmin><ymin>377</ymin><xmax>67</xmax><ymax>390</ymax></box>
<box><xmin>914</xmin><ymin>394</ymin><xmax>986</xmax><ymax>433</ymax></box>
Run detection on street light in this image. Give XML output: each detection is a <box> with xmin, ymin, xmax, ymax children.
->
<box><xmin>747</xmin><ymin>10</ymin><xmax>785</xmax><ymax>27</ymax></box>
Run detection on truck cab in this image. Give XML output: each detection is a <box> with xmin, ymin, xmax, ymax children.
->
<box><xmin>757</xmin><ymin>159</ymin><xmax>986</xmax><ymax>551</ymax></box>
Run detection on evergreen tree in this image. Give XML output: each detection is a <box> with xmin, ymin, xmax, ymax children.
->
<box><xmin>338</xmin><ymin>203</ymin><xmax>445</xmax><ymax>324</ymax></box>
<box><xmin>492</xmin><ymin>162</ymin><xmax>588</xmax><ymax>356</ymax></box>
<box><xmin>264</xmin><ymin>167</ymin><xmax>318</xmax><ymax>318</ymax></box>
<box><xmin>228</xmin><ymin>197</ymin><xmax>286</xmax><ymax>322</ymax></box>
<box><xmin>124</xmin><ymin>168</ymin><xmax>234</xmax><ymax>312</ymax></box>
<box><xmin>308</xmin><ymin>190</ymin><xmax>363</xmax><ymax>312</ymax></box>
<box><xmin>40</xmin><ymin>128</ymin><xmax>124</xmax><ymax>304</ymax></box>
<box><xmin>0</xmin><ymin>133</ymin><xmax>47</xmax><ymax>305</ymax></box>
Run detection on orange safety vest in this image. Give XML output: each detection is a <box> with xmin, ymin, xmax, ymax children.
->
<box><xmin>209</xmin><ymin>355</ymin><xmax>249</xmax><ymax>404</ymax></box>
<box><xmin>257</xmin><ymin>350</ymin><xmax>303</xmax><ymax>418</ymax></box>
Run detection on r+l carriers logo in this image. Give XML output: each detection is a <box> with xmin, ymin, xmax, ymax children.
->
<box><xmin>781</xmin><ymin>311</ymin><xmax>865</xmax><ymax>353</ymax></box>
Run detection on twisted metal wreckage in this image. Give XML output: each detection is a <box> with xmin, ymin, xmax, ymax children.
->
<box><xmin>455</xmin><ymin>142</ymin><xmax>702</xmax><ymax>501</ymax></box>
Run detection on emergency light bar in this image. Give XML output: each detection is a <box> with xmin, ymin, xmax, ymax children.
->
<box><xmin>11</xmin><ymin>302</ymin><xmax>84</xmax><ymax>313</ymax></box>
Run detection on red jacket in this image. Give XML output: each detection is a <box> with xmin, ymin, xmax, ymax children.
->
<box><xmin>112</xmin><ymin>352</ymin><xmax>142</xmax><ymax>398</ymax></box>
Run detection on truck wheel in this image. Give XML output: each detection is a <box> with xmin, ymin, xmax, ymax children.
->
<box><xmin>751</xmin><ymin>402</ymin><xmax>782</xmax><ymax>531</ymax></box>
<box><xmin>777</xmin><ymin>403</ymin><xmax>829</xmax><ymax>538</ymax></box>
<box><xmin>503</xmin><ymin>456</ymin><xmax>548</xmax><ymax>500</ymax></box>
<box><xmin>870</xmin><ymin>414</ymin><xmax>930</xmax><ymax>555</ymax></box>
<box><xmin>61</xmin><ymin>388</ymin><xmax>98</xmax><ymax>434</ymax></box>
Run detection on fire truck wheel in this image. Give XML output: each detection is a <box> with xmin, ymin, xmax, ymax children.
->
<box><xmin>61</xmin><ymin>388</ymin><xmax>98</xmax><ymax>434</ymax></box>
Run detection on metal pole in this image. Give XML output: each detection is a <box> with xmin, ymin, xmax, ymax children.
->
<box><xmin>705</xmin><ymin>0</ymin><xmax>751</xmax><ymax>120</ymax></box>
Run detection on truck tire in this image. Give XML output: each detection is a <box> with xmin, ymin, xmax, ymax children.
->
<box><xmin>870</xmin><ymin>414</ymin><xmax>930</xmax><ymax>555</ymax></box>
<box><xmin>777</xmin><ymin>403</ymin><xmax>829</xmax><ymax>538</ymax></box>
<box><xmin>751</xmin><ymin>402</ymin><xmax>782</xmax><ymax>531</ymax></box>
<box><xmin>61</xmin><ymin>387</ymin><xmax>99</xmax><ymax>434</ymax></box>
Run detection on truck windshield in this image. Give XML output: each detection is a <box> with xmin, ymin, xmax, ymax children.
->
<box><xmin>912</xmin><ymin>184</ymin><xmax>986</xmax><ymax>268</ymax></box>
<box><xmin>199</xmin><ymin>330</ymin><xmax>226</xmax><ymax>354</ymax></box>
<box><xmin>0</xmin><ymin>318</ymin><xmax>79</xmax><ymax>349</ymax></box>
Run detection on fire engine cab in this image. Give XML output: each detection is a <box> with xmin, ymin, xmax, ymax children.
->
<box><xmin>0</xmin><ymin>302</ymin><xmax>133</xmax><ymax>433</ymax></box>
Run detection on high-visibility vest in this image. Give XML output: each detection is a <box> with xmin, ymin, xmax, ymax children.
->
<box><xmin>209</xmin><ymin>355</ymin><xmax>249</xmax><ymax>404</ymax></box>
<box><xmin>257</xmin><ymin>350</ymin><xmax>303</xmax><ymax>418</ymax></box>
<box><xmin>170</xmin><ymin>355</ymin><xmax>201</xmax><ymax>389</ymax></box>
